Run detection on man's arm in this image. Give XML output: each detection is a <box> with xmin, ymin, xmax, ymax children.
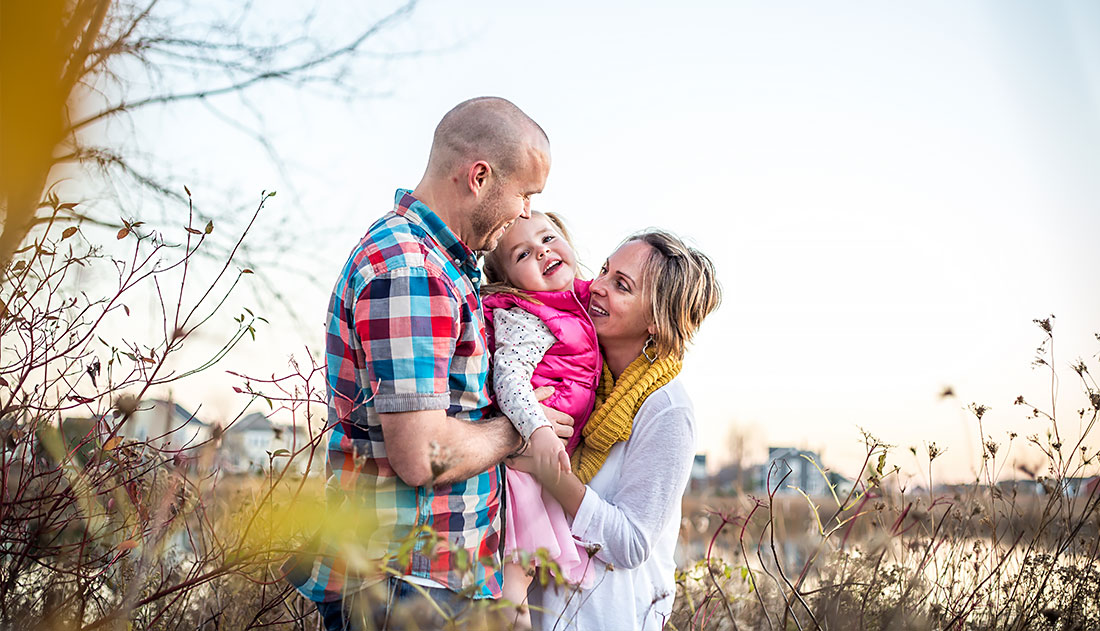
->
<box><xmin>381</xmin><ymin>392</ymin><xmax>575</xmax><ymax>488</ymax></box>
<box><xmin>380</xmin><ymin>411</ymin><xmax>520</xmax><ymax>487</ymax></box>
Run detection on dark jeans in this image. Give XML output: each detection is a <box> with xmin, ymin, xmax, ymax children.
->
<box><xmin>315</xmin><ymin>577</ymin><xmax>484</xmax><ymax>631</ymax></box>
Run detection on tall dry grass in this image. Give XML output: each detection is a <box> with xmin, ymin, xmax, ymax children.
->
<box><xmin>670</xmin><ymin>318</ymin><xmax>1100</xmax><ymax>630</ymax></box>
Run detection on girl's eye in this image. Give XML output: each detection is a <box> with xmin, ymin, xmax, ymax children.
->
<box><xmin>516</xmin><ymin>250</ymin><xmax>529</xmax><ymax>262</ymax></box>
<box><xmin>542</xmin><ymin>235</ymin><xmax>555</xmax><ymax>243</ymax></box>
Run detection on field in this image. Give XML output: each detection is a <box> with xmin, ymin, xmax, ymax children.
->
<box><xmin>3</xmin><ymin>205</ymin><xmax>1097</xmax><ymax>630</ymax></box>
<box><xmin>4</xmin><ymin>400</ymin><xmax>1099</xmax><ymax>631</ymax></box>
<box><xmin>673</xmin><ymin>486</ymin><xmax>1100</xmax><ymax>630</ymax></box>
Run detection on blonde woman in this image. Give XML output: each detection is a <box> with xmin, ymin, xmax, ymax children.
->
<box><xmin>510</xmin><ymin>230</ymin><xmax>722</xmax><ymax>630</ymax></box>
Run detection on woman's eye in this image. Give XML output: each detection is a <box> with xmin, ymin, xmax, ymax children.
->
<box><xmin>599</xmin><ymin>264</ymin><xmax>608</xmax><ymax>275</ymax></box>
<box><xmin>617</xmin><ymin>281</ymin><xmax>629</xmax><ymax>292</ymax></box>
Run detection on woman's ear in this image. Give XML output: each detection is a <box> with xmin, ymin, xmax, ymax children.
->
<box><xmin>647</xmin><ymin>322</ymin><xmax>657</xmax><ymax>336</ymax></box>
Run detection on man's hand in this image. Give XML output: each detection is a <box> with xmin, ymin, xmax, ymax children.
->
<box><xmin>533</xmin><ymin>386</ymin><xmax>574</xmax><ymax>440</ymax></box>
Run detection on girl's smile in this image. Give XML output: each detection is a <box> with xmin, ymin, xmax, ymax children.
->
<box><xmin>495</xmin><ymin>214</ymin><xmax>577</xmax><ymax>293</ymax></box>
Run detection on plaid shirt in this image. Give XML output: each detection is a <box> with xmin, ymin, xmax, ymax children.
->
<box><xmin>286</xmin><ymin>189</ymin><xmax>501</xmax><ymax>602</ymax></box>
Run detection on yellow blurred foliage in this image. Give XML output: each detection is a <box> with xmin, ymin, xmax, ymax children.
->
<box><xmin>0</xmin><ymin>0</ymin><xmax>105</xmax><ymax>266</ymax></box>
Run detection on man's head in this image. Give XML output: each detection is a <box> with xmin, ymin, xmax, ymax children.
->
<box><xmin>414</xmin><ymin>97</ymin><xmax>550</xmax><ymax>252</ymax></box>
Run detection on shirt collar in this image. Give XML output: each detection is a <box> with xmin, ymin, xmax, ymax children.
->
<box><xmin>393</xmin><ymin>189</ymin><xmax>482</xmax><ymax>281</ymax></box>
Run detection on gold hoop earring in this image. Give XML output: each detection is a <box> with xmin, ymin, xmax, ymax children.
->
<box><xmin>642</xmin><ymin>335</ymin><xmax>657</xmax><ymax>363</ymax></box>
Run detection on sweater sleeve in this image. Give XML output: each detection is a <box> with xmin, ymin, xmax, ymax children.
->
<box><xmin>492</xmin><ymin>306</ymin><xmax>557</xmax><ymax>441</ymax></box>
<box><xmin>569</xmin><ymin>399</ymin><xmax>696</xmax><ymax>570</ymax></box>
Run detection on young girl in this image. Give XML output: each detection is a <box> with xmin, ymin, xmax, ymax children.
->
<box><xmin>482</xmin><ymin>212</ymin><xmax>601</xmax><ymax>621</ymax></box>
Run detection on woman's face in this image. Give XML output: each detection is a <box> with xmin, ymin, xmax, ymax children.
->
<box><xmin>588</xmin><ymin>240</ymin><xmax>656</xmax><ymax>351</ymax></box>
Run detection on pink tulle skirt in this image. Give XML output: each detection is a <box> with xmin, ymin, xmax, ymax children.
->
<box><xmin>504</xmin><ymin>467</ymin><xmax>594</xmax><ymax>588</ymax></box>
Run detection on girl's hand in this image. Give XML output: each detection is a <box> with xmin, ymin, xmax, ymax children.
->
<box><xmin>508</xmin><ymin>441</ymin><xmax>582</xmax><ymax>516</ymax></box>
<box><xmin>526</xmin><ymin>426</ymin><xmax>569</xmax><ymax>484</ymax></box>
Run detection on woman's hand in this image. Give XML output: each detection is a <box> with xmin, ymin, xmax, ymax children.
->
<box><xmin>533</xmin><ymin>386</ymin><xmax>574</xmax><ymax>439</ymax></box>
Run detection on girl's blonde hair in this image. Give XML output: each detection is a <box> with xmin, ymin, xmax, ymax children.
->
<box><xmin>480</xmin><ymin>211</ymin><xmax>577</xmax><ymax>300</ymax></box>
<box><xmin>627</xmin><ymin>230</ymin><xmax>722</xmax><ymax>360</ymax></box>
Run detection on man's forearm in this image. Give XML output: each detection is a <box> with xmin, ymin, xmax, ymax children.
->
<box><xmin>431</xmin><ymin>415</ymin><xmax>521</xmax><ymax>486</ymax></box>
<box><xmin>380</xmin><ymin>409</ymin><xmax>522</xmax><ymax>487</ymax></box>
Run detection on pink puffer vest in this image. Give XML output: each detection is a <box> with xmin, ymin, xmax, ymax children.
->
<box><xmin>484</xmin><ymin>279</ymin><xmax>600</xmax><ymax>454</ymax></box>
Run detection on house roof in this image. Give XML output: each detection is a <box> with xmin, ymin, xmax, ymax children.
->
<box><xmin>173</xmin><ymin>402</ymin><xmax>197</xmax><ymax>422</ymax></box>
<box><xmin>145</xmin><ymin>398</ymin><xmax>208</xmax><ymax>426</ymax></box>
<box><xmin>227</xmin><ymin>412</ymin><xmax>275</xmax><ymax>433</ymax></box>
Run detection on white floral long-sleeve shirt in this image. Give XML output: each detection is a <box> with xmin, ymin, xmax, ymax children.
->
<box><xmin>491</xmin><ymin>306</ymin><xmax>556</xmax><ymax>440</ymax></box>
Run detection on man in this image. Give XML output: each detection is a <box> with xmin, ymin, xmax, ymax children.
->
<box><xmin>286</xmin><ymin>97</ymin><xmax>571</xmax><ymax>630</ymax></box>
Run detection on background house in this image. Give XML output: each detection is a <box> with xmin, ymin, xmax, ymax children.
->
<box><xmin>119</xmin><ymin>399</ymin><xmax>210</xmax><ymax>451</ymax></box>
<box><xmin>996</xmin><ymin>479</ymin><xmax>1046</xmax><ymax>496</ymax></box>
<box><xmin>220</xmin><ymin>412</ymin><xmax>316</xmax><ymax>475</ymax></box>
<box><xmin>688</xmin><ymin>453</ymin><xmax>708</xmax><ymax>492</ymax></box>
<box><xmin>762</xmin><ymin>447</ymin><xmax>829</xmax><ymax>497</ymax></box>
<box><xmin>1063</xmin><ymin>476</ymin><xmax>1099</xmax><ymax>498</ymax></box>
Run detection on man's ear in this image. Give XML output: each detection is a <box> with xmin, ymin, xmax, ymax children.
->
<box><xmin>467</xmin><ymin>161</ymin><xmax>491</xmax><ymax>196</ymax></box>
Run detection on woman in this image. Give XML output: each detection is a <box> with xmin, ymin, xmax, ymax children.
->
<box><xmin>511</xmin><ymin>230</ymin><xmax>721</xmax><ymax>630</ymax></box>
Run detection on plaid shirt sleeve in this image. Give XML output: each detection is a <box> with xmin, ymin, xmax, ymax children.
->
<box><xmin>355</xmin><ymin>267</ymin><xmax>460</xmax><ymax>414</ymax></box>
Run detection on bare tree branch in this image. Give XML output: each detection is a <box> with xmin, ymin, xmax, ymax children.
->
<box><xmin>67</xmin><ymin>1</ymin><xmax>416</xmax><ymax>134</ymax></box>
<box><xmin>1</xmin><ymin>0</ymin><xmax>421</xmax><ymax>272</ymax></box>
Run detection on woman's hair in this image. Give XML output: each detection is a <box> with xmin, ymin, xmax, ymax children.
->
<box><xmin>628</xmin><ymin>230</ymin><xmax>722</xmax><ymax>360</ymax></box>
<box><xmin>481</xmin><ymin>211</ymin><xmax>576</xmax><ymax>299</ymax></box>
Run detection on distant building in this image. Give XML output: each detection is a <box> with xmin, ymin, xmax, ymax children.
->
<box><xmin>120</xmin><ymin>399</ymin><xmax>211</xmax><ymax>450</ymax></box>
<box><xmin>827</xmin><ymin>470</ymin><xmax>855</xmax><ymax>497</ymax></box>
<box><xmin>688</xmin><ymin>454</ymin><xmax>708</xmax><ymax>492</ymax></box>
<box><xmin>1062</xmin><ymin>476</ymin><xmax>1099</xmax><ymax>498</ymax></box>
<box><xmin>762</xmin><ymin>447</ymin><xmax>829</xmax><ymax>497</ymax></box>
<box><xmin>710</xmin><ymin>461</ymin><xmax>754</xmax><ymax>495</ymax></box>
<box><xmin>220</xmin><ymin>412</ymin><xmax>314</xmax><ymax>474</ymax></box>
<box><xmin>996</xmin><ymin>479</ymin><xmax>1045</xmax><ymax>496</ymax></box>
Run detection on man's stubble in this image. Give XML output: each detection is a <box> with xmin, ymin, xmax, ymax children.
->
<box><xmin>467</xmin><ymin>180</ymin><xmax>511</xmax><ymax>254</ymax></box>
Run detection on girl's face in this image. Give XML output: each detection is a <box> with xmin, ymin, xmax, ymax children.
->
<box><xmin>588</xmin><ymin>240</ymin><xmax>656</xmax><ymax>350</ymax></box>
<box><xmin>496</xmin><ymin>214</ymin><xmax>577</xmax><ymax>292</ymax></box>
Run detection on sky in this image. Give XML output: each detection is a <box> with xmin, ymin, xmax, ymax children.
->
<box><xmin>93</xmin><ymin>0</ymin><xmax>1100</xmax><ymax>484</ymax></box>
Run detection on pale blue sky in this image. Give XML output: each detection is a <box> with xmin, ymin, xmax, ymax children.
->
<box><xmin>112</xmin><ymin>1</ymin><xmax>1100</xmax><ymax>482</ymax></box>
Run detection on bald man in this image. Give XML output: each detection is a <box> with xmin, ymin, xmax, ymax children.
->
<box><xmin>287</xmin><ymin>98</ymin><xmax>570</xmax><ymax>630</ymax></box>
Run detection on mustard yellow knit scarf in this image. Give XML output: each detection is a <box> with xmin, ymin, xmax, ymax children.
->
<box><xmin>571</xmin><ymin>352</ymin><xmax>682</xmax><ymax>484</ymax></box>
